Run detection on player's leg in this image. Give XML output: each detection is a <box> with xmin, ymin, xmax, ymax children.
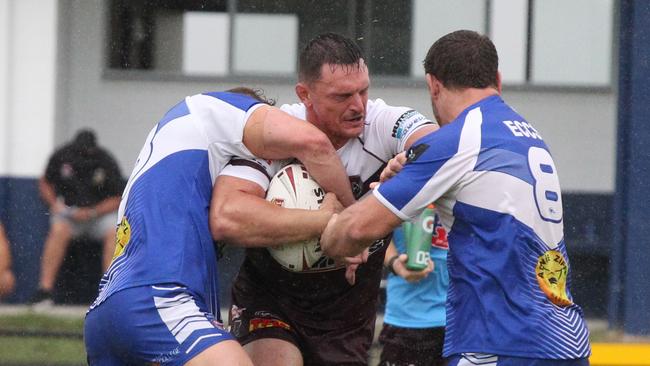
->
<box><xmin>447</xmin><ymin>354</ymin><xmax>589</xmax><ymax>366</ymax></box>
<box><xmin>36</xmin><ymin>218</ymin><xmax>74</xmax><ymax>294</ymax></box>
<box><xmin>244</xmin><ymin>338</ymin><xmax>303</xmax><ymax>366</ymax></box>
<box><xmin>185</xmin><ymin>340</ymin><xmax>253</xmax><ymax>366</ymax></box>
<box><xmin>91</xmin><ymin>213</ymin><xmax>118</xmax><ymax>272</ymax></box>
<box><xmin>379</xmin><ymin>324</ymin><xmax>446</xmax><ymax>366</ymax></box>
<box><xmin>300</xmin><ymin>315</ymin><xmax>375</xmax><ymax>366</ymax></box>
<box><xmin>230</xmin><ymin>276</ymin><xmax>303</xmax><ymax>366</ymax></box>
<box><xmin>87</xmin><ymin>284</ymin><xmax>249</xmax><ymax>365</ymax></box>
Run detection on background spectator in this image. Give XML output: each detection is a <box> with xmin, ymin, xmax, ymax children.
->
<box><xmin>379</xmin><ymin>217</ymin><xmax>449</xmax><ymax>366</ymax></box>
<box><xmin>30</xmin><ymin>129</ymin><xmax>124</xmax><ymax>307</ymax></box>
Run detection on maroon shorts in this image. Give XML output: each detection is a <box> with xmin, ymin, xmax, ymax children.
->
<box><xmin>229</xmin><ymin>250</ymin><xmax>387</xmax><ymax>366</ymax></box>
<box><xmin>378</xmin><ymin>324</ymin><xmax>447</xmax><ymax>366</ymax></box>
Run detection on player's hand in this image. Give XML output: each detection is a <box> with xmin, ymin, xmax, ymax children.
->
<box><xmin>369</xmin><ymin>151</ymin><xmax>407</xmax><ymax>189</ymax></box>
<box><xmin>320</xmin><ymin>193</ymin><xmax>343</xmax><ymax>216</ymax></box>
<box><xmin>343</xmin><ymin>249</ymin><xmax>369</xmax><ymax>286</ymax></box>
<box><xmin>71</xmin><ymin>207</ymin><xmax>95</xmax><ymax>222</ymax></box>
<box><xmin>50</xmin><ymin>200</ymin><xmax>68</xmax><ymax>215</ymax></box>
<box><xmin>391</xmin><ymin>254</ymin><xmax>434</xmax><ymax>283</ymax></box>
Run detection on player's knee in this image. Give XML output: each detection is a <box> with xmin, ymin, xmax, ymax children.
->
<box><xmin>186</xmin><ymin>340</ymin><xmax>253</xmax><ymax>366</ymax></box>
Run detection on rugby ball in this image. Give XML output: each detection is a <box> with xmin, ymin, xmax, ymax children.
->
<box><xmin>266</xmin><ymin>163</ymin><xmax>325</xmax><ymax>272</ymax></box>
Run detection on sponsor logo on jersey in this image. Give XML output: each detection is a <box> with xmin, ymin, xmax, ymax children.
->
<box><xmin>406</xmin><ymin>143</ymin><xmax>429</xmax><ymax>163</ymax></box>
<box><xmin>432</xmin><ymin>214</ymin><xmax>449</xmax><ymax>250</ymax></box>
<box><xmin>535</xmin><ymin>250</ymin><xmax>572</xmax><ymax>307</ymax></box>
<box><xmin>349</xmin><ymin>175</ymin><xmax>363</xmax><ymax>198</ymax></box>
<box><xmin>112</xmin><ymin>216</ymin><xmax>131</xmax><ymax>260</ymax></box>
<box><xmin>228</xmin><ymin>305</ymin><xmax>246</xmax><ymax>336</ymax></box>
<box><xmin>392</xmin><ymin>110</ymin><xmax>427</xmax><ymax>139</ymax></box>
<box><xmin>270</xmin><ymin>198</ymin><xmax>284</xmax><ymax>207</ymax></box>
<box><xmin>60</xmin><ymin>163</ymin><xmax>74</xmax><ymax>179</ymax></box>
<box><xmin>92</xmin><ymin>168</ymin><xmax>107</xmax><ymax>186</ymax></box>
<box><xmin>249</xmin><ymin>317</ymin><xmax>291</xmax><ymax>332</ymax></box>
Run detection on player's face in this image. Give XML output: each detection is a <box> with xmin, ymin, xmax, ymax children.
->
<box><xmin>304</xmin><ymin>60</ymin><xmax>370</xmax><ymax>148</ymax></box>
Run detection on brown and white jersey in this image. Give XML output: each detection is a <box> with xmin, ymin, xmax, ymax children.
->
<box><xmin>221</xmin><ymin>98</ymin><xmax>434</xmax><ymax>200</ymax></box>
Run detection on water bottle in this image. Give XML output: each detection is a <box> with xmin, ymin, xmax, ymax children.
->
<box><xmin>404</xmin><ymin>204</ymin><xmax>435</xmax><ymax>271</ymax></box>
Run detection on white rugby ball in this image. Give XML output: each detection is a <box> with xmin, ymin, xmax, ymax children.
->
<box><xmin>266</xmin><ymin>163</ymin><xmax>325</xmax><ymax>272</ymax></box>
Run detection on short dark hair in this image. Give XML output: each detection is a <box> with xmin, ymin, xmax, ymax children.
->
<box><xmin>299</xmin><ymin>32</ymin><xmax>364</xmax><ymax>83</ymax></box>
<box><xmin>423</xmin><ymin>30</ymin><xmax>498</xmax><ymax>90</ymax></box>
<box><xmin>226</xmin><ymin>87</ymin><xmax>276</xmax><ymax>106</ymax></box>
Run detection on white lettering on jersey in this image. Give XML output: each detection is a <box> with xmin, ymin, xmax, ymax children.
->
<box><xmin>502</xmin><ymin>120</ymin><xmax>542</xmax><ymax>139</ymax></box>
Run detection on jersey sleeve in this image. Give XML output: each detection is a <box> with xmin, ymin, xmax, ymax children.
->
<box><xmin>219</xmin><ymin>157</ymin><xmax>283</xmax><ymax>191</ymax></box>
<box><xmin>373</xmin><ymin>112</ymin><xmax>476</xmax><ymax>222</ymax></box>
<box><xmin>364</xmin><ymin>99</ymin><xmax>435</xmax><ymax>157</ymax></box>
<box><xmin>187</xmin><ymin>93</ymin><xmax>266</xmax><ymax>183</ymax></box>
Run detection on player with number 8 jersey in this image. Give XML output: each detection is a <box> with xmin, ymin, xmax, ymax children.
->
<box><xmin>321</xmin><ymin>30</ymin><xmax>591</xmax><ymax>365</ymax></box>
<box><xmin>376</xmin><ymin>93</ymin><xmax>591</xmax><ymax>360</ymax></box>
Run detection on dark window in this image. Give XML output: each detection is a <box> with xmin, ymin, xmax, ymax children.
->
<box><xmin>107</xmin><ymin>0</ymin><xmax>413</xmax><ymax>76</ymax></box>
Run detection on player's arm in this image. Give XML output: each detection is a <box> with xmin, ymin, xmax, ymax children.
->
<box><xmin>321</xmin><ymin>194</ymin><xmax>401</xmax><ymax>258</ymax></box>
<box><xmin>403</xmin><ymin>123</ymin><xmax>438</xmax><ymax>151</ymax></box>
<box><xmin>210</xmin><ymin>175</ymin><xmax>342</xmax><ymax>247</ymax></box>
<box><xmin>243</xmin><ymin>105</ymin><xmax>355</xmax><ymax>207</ymax></box>
<box><xmin>38</xmin><ymin>177</ymin><xmax>57</xmax><ymax>208</ymax></box>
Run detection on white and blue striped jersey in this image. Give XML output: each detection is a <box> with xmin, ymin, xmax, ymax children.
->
<box><xmin>375</xmin><ymin>95</ymin><xmax>591</xmax><ymax>359</ymax></box>
<box><xmin>89</xmin><ymin>92</ymin><xmax>264</xmax><ymax>317</ymax></box>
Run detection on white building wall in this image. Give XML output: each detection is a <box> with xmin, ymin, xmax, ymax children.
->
<box><xmin>0</xmin><ymin>0</ymin><xmax>58</xmax><ymax>177</ymax></box>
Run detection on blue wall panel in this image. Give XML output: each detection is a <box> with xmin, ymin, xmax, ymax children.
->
<box><xmin>609</xmin><ymin>0</ymin><xmax>650</xmax><ymax>336</ymax></box>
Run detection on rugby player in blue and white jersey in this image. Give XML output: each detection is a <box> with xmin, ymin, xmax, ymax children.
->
<box><xmin>321</xmin><ymin>30</ymin><xmax>591</xmax><ymax>366</ymax></box>
<box><xmin>83</xmin><ymin>88</ymin><xmax>355</xmax><ymax>366</ymax></box>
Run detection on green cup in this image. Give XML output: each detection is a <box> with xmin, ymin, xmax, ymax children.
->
<box><xmin>404</xmin><ymin>205</ymin><xmax>434</xmax><ymax>271</ymax></box>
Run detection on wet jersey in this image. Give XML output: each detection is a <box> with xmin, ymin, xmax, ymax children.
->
<box><xmin>89</xmin><ymin>92</ymin><xmax>264</xmax><ymax>316</ymax></box>
<box><xmin>223</xmin><ymin>98</ymin><xmax>434</xmax><ymax>325</ymax></box>
<box><xmin>375</xmin><ymin>95</ymin><xmax>591</xmax><ymax>359</ymax></box>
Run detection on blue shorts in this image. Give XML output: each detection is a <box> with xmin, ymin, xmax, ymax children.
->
<box><xmin>84</xmin><ymin>284</ymin><xmax>234</xmax><ymax>365</ymax></box>
<box><xmin>448</xmin><ymin>353</ymin><xmax>590</xmax><ymax>366</ymax></box>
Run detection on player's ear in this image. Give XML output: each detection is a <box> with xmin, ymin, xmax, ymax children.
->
<box><xmin>295</xmin><ymin>82</ymin><xmax>312</xmax><ymax>108</ymax></box>
<box><xmin>425</xmin><ymin>73</ymin><xmax>440</xmax><ymax>99</ymax></box>
<box><xmin>496</xmin><ymin>71</ymin><xmax>502</xmax><ymax>94</ymax></box>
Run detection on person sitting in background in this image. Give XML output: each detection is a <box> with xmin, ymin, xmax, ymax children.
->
<box><xmin>0</xmin><ymin>222</ymin><xmax>16</xmax><ymax>299</ymax></box>
<box><xmin>379</xmin><ymin>212</ymin><xmax>449</xmax><ymax>366</ymax></box>
<box><xmin>30</xmin><ymin>129</ymin><xmax>124</xmax><ymax>307</ymax></box>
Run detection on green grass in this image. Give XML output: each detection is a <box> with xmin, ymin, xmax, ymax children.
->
<box><xmin>0</xmin><ymin>336</ymin><xmax>85</xmax><ymax>365</ymax></box>
<box><xmin>0</xmin><ymin>313</ymin><xmax>85</xmax><ymax>365</ymax></box>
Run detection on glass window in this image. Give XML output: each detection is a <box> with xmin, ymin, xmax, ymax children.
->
<box><xmin>411</xmin><ymin>0</ymin><xmax>486</xmax><ymax>76</ymax></box>
<box><xmin>531</xmin><ymin>0</ymin><xmax>614</xmax><ymax>86</ymax></box>
<box><xmin>105</xmin><ymin>0</ymin><xmax>614</xmax><ymax>87</ymax></box>
<box><xmin>232</xmin><ymin>13</ymin><xmax>298</xmax><ymax>75</ymax></box>
<box><xmin>183</xmin><ymin>12</ymin><xmax>230</xmax><ymax>75</ymax></box>
<box><xmin>490</xmin><ymin>0</ymin><xmax>528</xmax><ymax>84</ymax></box>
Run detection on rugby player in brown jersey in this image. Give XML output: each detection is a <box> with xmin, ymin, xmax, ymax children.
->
<box><xmin>210</xmin><ymin>33</ymin><xmax>439</xmax><ymax>366</ymax></box>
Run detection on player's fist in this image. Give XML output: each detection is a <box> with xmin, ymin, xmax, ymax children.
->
<box><xmin>370</xmin><ymin>152</ymin><xmax>408</xmax><ymax>189</ymax></box>
<box><xmin>320</xmin><ymin>193</ymin><xmax>343</xmax><ymax>216</ymax></box>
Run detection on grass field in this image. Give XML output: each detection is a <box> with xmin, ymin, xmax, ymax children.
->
<box><xmin>0</xmin><ymin>313</ymin><xmax>85</xmax><ymax>365</ymax></box>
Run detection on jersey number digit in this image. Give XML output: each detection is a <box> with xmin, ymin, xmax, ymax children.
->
<box><xmin>528</xmin><ymin>147</ymin><xmax>562</xmax><ymax>223</ymax></box>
